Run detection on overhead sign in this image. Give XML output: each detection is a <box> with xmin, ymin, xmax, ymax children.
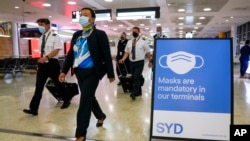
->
<box><xmin>150</xmin><ymin>38</ymin><xmax>233</xmax><ymax>141</ymax></box>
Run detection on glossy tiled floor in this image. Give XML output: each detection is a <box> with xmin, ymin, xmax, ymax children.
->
<box><xmin>0</xmin><ymin>62</ymin><xmax>249</xmax><ymax>141</ymax></box>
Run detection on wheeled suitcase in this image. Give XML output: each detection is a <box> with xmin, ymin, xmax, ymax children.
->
<box><xmin>45</xmin><ymin>79</ymin><xmax>79</xmax><ymax>102</ymax></box>
<box><xmin>119</xmin><ymin>74</ymin><xmax>133</xmax><ymax>93</ymax></box>
<box><xmin>118</xmin><ymin>63</ymin><xmax>145</xmax><ymax>93</ymax></box>
<box><xmin>117</xmin><ymin>62</ymin><xmax>132</xmax><ymax>93</ymax></box>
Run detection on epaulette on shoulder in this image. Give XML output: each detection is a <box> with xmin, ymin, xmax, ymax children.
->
<box><xmin>52</xmin><ymin>33</ymin><xmax>57</xmax><ymax>36</ymax></box>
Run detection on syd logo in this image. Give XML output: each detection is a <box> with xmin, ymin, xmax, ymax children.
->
<box><xmin>156</xmin><ymin>122</ymin><xmax>183</xmax><ymax>134</ymax></box>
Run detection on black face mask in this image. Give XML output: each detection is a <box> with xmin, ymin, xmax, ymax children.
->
<box><xmin>132</xmin><ymin>32</ymin><xmax>138</xmax><ymax>38</ymax></box>
<box><xmin>120</xmin><ymin>37</ymin><xmax>125</xmax><ymax>40</ymax></box>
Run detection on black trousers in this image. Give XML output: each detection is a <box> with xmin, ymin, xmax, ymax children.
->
<box><xmin>130</xmin><ymin>60</ymin><xmax>144</xmax><ymax>95</ymax></box>
<box><xmin>74</xmin><ymin>68</ymin><xmax>105</xmax><ymax>137</ymax></box>
<box><xmin>29</xmin><ymin>59</ymin><xmax>70</xmax><ymax>112</ymax></box>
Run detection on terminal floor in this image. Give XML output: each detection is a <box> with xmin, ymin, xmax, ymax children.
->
<box><xmin>0</xmin><ymin>63</ymin><xmax>249</xmax><ymax>141</ymax></box>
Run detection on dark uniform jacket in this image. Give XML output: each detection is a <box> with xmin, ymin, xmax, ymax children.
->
<box><xmin>116</xmin><ymin>39</ymin><xmax>128</xmax><ymax>61</ymax></box>
<box><xmin>61</xmin><ymin>28</ymin><xmax>115</xmax><ymax>80</ymax></box>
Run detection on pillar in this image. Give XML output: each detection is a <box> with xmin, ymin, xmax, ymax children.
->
<box><xmin>11</xmin><ymin>22</ymin><xmax>19</xmax><ymax>57</ymax></box>
<box><xmin>231</xmin><ymin>25</ymin><xmax>237</xmax><ymax>57</ymax></box>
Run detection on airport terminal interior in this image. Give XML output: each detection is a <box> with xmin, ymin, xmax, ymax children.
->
<box><xmin>0</xmin><ymin>62</ymin><xmax>250</xmax><ymax>141</ymax></box>
<box><xmin>1</xmin><ymin>0</ymin><xmax>250</xmax><ymax>141</ymax></box>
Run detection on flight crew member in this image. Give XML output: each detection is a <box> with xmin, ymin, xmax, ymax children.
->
<box><xmin>23</xmin><ymin>18</ymin><xmax>71</xmax><ymax>116</ymax></box>
<box><xmin>119</xmin><ymin>26</ymin><xmax>152</xmax><ymax>100</ymax></box>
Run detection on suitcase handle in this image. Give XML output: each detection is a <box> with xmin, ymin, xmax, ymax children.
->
<box><xmin>117</xmin><ymin>62</ymin><xmax>129</xmax><ymax>76</ymax></box>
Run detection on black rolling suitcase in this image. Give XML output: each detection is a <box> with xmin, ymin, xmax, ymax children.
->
<box><xmin>118</xmin><ymin>62</ymin><xmax>145</xmax><ymax>93</ymax></box>
<box><xmin>118</xmin><ymin>63</ymin><xmax>132</xmax><ymax>93</ymax></box>
<box><xmin>45</xmin><ymin>79</ymin><xmax>79</xmax><ymax>102</ymax></box>
<box><xmin>120</xmin><ymin>74</ymin><xmax>133</xmax><ymax>93</ymax></box>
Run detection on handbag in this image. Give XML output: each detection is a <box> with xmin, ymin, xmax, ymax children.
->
<box><xmin>64</xmin><ymin>81</ymin><xmax>79</xmax><ymax>96</ymax></box>
<box><xmin>46</xmin><ymin>79</ymin><xmax>79</xmax><ymax>100</ymax></box>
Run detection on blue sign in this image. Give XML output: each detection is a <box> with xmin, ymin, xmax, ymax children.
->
<box><xmin>150</xmin><ymin>38</ymin><xmax>233</xmax><ymax>140</ymax></box>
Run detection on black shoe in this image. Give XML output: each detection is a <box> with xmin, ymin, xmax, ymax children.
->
<box><xmin>61</xmin><ymin>102</ymin><xmax>70</xmax><ymax>109</ymax></box>
<box><xmin>96</xmin><ymin>114</ymin><xmax>106</xmax><ymax>127</ymax></box>
<box><xmin>135</xmin><ymin>93</ymin><xmax>142</xmax><ymax>97</ymax></box>
<box><xmin>130</xmin><ymin>94</ymin><xmax>136</xmax><ymax>100</ymax></box>
<box><xmin>23</xmin><ymin>109</ymin><xmax>38</xmax><ymax>116</ymax></box>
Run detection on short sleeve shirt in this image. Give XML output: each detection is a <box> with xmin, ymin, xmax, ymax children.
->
<box><xmin>39</xmin><ymin>29</ymin><xmax>63</xmax><ymax>59</ymax></box>
<box><xmin>124</xmin><ymin>37</ymin><xmax>151</xmax><ymax>62</ymax></box>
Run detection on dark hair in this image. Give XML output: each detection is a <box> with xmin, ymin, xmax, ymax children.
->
<box><xmin>121</xmin><ymin>32</ymin><xmax>126</xmax><ymax>36</ymax></box>
<box><xmin>133</xmin><ymin>27</ymin><xmax>140</xmax><ymax>32</ymax></box>
<box><xmin>80</xmin><ymin>7</ymin><xmax>96</xmax><ymax>18</ymax></box>
<box><xmin>245</xmin><ymin>40</ymin><xmax>250</xmax><ymax>45</ymax></box>
<box><xmin>36</xmin><ymin>18</ymin><xmax>50</xmax><ymax>24</ymax></box>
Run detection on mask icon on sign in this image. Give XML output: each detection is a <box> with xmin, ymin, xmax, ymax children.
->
<box><xmin>159</xmin><ymin>51</ymin><xmax>204</xmax><ymax>74</ymax></box>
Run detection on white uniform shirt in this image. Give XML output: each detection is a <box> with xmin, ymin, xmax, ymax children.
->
<box><xmin>39</xmin><ymin>29</ymin><xmax>63</xmax><ymax>59</ymax></box>
<box><xmin>125</xmin><ymin>37</ymin><xmax>151</xmax><ymax>62</ymax></box>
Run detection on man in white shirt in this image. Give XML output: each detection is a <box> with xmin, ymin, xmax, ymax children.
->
<box><xmin>153</xmin><ymin>26</ymin><xmax>167</xmax><ymax>38</ymax></box>
<box><xmin>23</xmin><ymin>18</ymin><xmax>71</xmax><ymax>116</ymax></box>
<box><xmin>119</xmin><ymin>27</ymin><xmax>152</xmax><ymax>100</ymax></box>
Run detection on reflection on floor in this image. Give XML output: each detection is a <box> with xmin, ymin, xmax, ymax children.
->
<box><xmin>0</xmin><ymin>63</ymin><xmax>249</xmax><ymax>141</ymax></box>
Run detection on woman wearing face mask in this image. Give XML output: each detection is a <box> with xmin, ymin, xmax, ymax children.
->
<box><xmin>119</xmin><ymin>27</ymin><xmax>152</xmax><ymax>100</ymax></box>
<box><xmin>59</xmin><ymin>7</ymin><xmax>115</xmax><ymax>141</ymax></box>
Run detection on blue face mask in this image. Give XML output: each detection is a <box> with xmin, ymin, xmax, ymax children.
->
<box><xmin>79</xmin><ymin>16</ymin><xmax>89</xmax><ymax>27</ymax></box>
<box><xmin>38</xmin><ymin>26</ymin><xmax>45</xmax><ymax>34</ymax></box>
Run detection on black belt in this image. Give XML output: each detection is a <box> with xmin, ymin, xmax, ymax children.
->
<box><xmin>130</xmin><ymin>60</ymin><xmax>144</xmax><ymax>63</ymax></box>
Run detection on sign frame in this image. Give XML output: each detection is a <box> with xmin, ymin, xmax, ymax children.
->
<box><xmin>149</xmin><ymin>38</ymin><xmax>233</xmax><ymax>141</ymax></box>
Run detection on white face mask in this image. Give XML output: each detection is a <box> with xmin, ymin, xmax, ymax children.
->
<box><xmin>38</xmin><ymin>26</ymin><xmax>46</xmax><ymax>34</ymax></box>
<box><xmin>79</xmin><ymin>16</ymin><xmax>89</xmax><ymax>27</ymax></box>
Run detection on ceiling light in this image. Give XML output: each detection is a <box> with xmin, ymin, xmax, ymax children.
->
<box><xmin>104</xmin><ymin>0</ymin><xmax>113</xmax><ymax>2</ymax></box>
<box><xmin>15</xmin><ymin>6</ymin><xmax>19</xmax><ymax>9</ymax></box>
<box><xmin>43</xmin><ymin>3</ymin><xmax>51</xmax><ymax>7</ymax></box>
<box><xmin>68</xmin><ymin>1</ymin><xmax>76</xmax><ymax>5</ymax></box>
<box><xmin>178</xmin><ymin>9</ymin><xmax>185</xmax><ymax>12</ymax></box>
<box><xmin>203</xmin><ymin>8</ymin><xmax>211</xmax><ymax>11</ymax></box>
<box><xmin>178</xmin><ymin>17</ymin><xmax>184</xmax><ymax>20</ymax></box>
<box><xmin>116</xmin><ymin>7</ymin><xmax>160</xmax><ymax>20</ymax></box>
<box><xmin>167</xmin><ymin>3</ymin><xmax>174</xmax><ymax>6</ymax></box>
<box><xmin>199</xmin><ymin>17</ymin><xmax>206</xmax><ymax>19</ymax></box>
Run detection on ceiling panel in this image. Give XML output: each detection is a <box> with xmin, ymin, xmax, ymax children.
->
<box><xmin>0</xmin><ymin>0</ymin><xmax>250</xmax><ymax>39</ymax></box>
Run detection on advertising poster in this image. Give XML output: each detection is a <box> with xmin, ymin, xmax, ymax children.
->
<box><xmin>0</xmin><ymin>22</ymin><xmax>12</xmax><ymax>37</ymax></box>
<box><xmin>150</xmin><ymin>38</ymin><xmax>233</xmax><ymax>141</ymax></box>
